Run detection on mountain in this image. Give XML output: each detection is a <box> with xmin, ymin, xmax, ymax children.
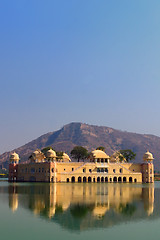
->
<box><xmin>0</xmin><ymin>122</ymin><xmax>160</xmax><ymax>170</ymax></box>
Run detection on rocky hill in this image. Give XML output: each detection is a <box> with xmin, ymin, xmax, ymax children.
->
<box><xmin>0</xmin><ymin>122</ymin><xmax>160</xmax><ymax>169</ymax></box>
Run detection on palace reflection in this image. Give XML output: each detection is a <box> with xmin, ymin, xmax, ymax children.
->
<box><xmin>8</xmin><ymin>183</ymin><xmax>155</xmax><ymax>231</ymax></box>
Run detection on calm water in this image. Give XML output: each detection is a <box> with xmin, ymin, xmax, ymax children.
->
<box><xmin>0</xmin><ymin>180</ymin><xmax>160</xmax><ymax>240</ymax></box>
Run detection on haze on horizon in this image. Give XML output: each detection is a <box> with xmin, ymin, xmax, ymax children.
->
<box><xmin>0</xmin><ymin>0</ymin><xmax>160</xmax><ymax>154</ymax></box>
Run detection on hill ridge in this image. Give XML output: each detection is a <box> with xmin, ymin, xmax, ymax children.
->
<box><xmin>1</xmin><ymin>122</ymin><xmax>160</xmax><ymax>170</ymax></box>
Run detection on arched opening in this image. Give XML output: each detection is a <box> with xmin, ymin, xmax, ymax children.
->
<box><xmin>123</xmin><ymin>177</ymin><xmax>126</xmax><ymax>182</ymax></box>
<box><xmin>118</xmin><ymin>177</ymin><xmax>122</xmax><ymax>182</ymax></box>
<box><xmin>93</xmin><ymin>177</ymin><xmax>95</xmax><ymax>182</ymax></box>
<box><xmin>78</xmin><ymin>176</ymin><xmax>81</xmax><ymax>183</ymax></box>
<box><xmin>113</xmin><ymin>177</ymin><xmax>117</xmax><ymax>182</ymax></box>
<box><xmin>134</xmin><ymin>178</ymin><xmax>137</xmax><ymax>183</ymax></box>
<box><xmin>97</xmin><ymin>177</ymin><xmax>100</xmax><ymax>182</ymax></box>
<box><xmin>101</xmin><ymin>177</ymin><xmax>104</xmax><ymax>182</ymax></box>
<box><xmin>83</xmin><ymin>176</ymin><xmax>86</xmax><ymax>183</ymax></box>
<box><xmin>105</xmin><ymin>177</ymin><xmax>108</xmax><ymax>182</ymax></box>
<box><xmin>129</xmin><ymin>177</ymin><xmax>132</xmax><ymax>183</ymax></box>
<box><xmin>67</xmin><ymin>178</ymin><xmax>69</xmax><ymax>182</ymax></box>
<box><xmin>110</xmin><ymin>178</ymin><xmax>112</xmax><ymax>182</ymax></box>
<box><xmin>71</xmin><ymin>176</ymin><xmax>75</xmax><ymax>182</ymax></box>
<box><xmin>88</xmin><ymin>176</ymin><xmax>92</xmax><ymax>182</ymax></box>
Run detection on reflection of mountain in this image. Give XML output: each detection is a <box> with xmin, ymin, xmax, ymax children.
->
<box><xmin>6</xmin><ymin>183</ymin><xmax>156</xmax><ymax>231</ymax></box>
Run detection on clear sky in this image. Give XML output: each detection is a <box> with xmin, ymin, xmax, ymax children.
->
<box><xmin>0</xmin><ymin>0</ymin><xmax>160</xmax><ymax>153</ymax></box>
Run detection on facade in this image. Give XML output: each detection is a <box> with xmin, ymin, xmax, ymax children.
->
<box><xmin>8</xmin><ymin>149</ymin><xmax>154</xmax><ymax>183</ymax></box>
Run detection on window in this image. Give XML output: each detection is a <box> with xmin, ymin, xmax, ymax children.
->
<box><xmin>31</xmin><ymin>168</ymin><xmax>35</xmax><ymax>173</ymax></box>
<box><xmin>113</xmin><ymin>169</ymin><xmax>115</xmax><ymax>173</ymax></box>
<box><xmin>97</xmin><ymin>168</ymin><xmax>100</xmax><ymax>173</ymax></box>
<box><xmin>105</xmin><ymin>168</ymin><xmax>108</xmax><ymax>173</ymax></box>
<box><xmin>25</xmin><ymin>168</ymin><xmax>27</xmax><ymax>173</ymax></box>
<box><xmin>89</xmin><ymin>169</ymin><xmax>92</xmax><ymax>173</ymax></box>
<box><xmin>101</xmin><ymin>168</ymin><xmax>104</xmax><ymax>172</ymax></box>
<box><xmin>150</xmin><ymin>169</ymin><xmax>152</xmax><ymax>174</ymax></box>
<box><xmin>39</xmin><ymin>168</ymin><xmax>41</xmax><ymax>173</ymax></box>
<box><xmin>52</xmin><ymin>168</ymin><xmax>54</xmax><ymax>173</ymax></box>
<box><xmin>83</xmin><ymin>168</ymin><xmax>86</xmax><ymax>173</ymax></box>
<box><xmin>72</xmin><ymin>168</ymin><xmax>74</xmax><ymax>171</ymax></box>
<box><xmin>42</xmin><ymin>168</ymin><xmax>44</xmax><ymax>173</ymax></box>
<box><xmin>120</xmin><ymin>168</ymin><xmax>122</xmax><ymax>173</ymax></box>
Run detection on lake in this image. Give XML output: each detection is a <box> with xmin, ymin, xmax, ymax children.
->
<box><xmin>0</xmin><ymin>180</ymin><xmax>160</xmax><ymax>240</ymax></box>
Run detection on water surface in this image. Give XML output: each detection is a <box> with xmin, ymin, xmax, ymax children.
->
<box><xmin>0</xmin><ymin>180</ymin><xmax>160</xmax><ymax>240</ymax></box>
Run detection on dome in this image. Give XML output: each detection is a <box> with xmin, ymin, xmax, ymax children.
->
<box><xmin>33</xmin><ymin>149</ymin><xmax>40</xmax><ymax>155</ymax></box>
<box><xmin>143</xmin><ymin>150</ymin><xmax>154</xmax><ymax>161</ymax></box>
<box><xmin>46</xmin><ymin>149</ymin><xmax>56</xmax><ymax>158</ymax></box>
<box><xmin>92</xmin><ymin>150</ymin><xmax>110</xmax><ymax>159</ymax></box>
<box><xmin>10</xmin><ymin>152</ymin><xmax>20</xmax><ymax>161</ymax></box>
<box><xmin>62</xmin><ymin>153</ymin><xmax>71</xmax><ymax>162</ymax></box>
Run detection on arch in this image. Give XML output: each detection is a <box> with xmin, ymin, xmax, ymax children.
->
<box><xmin>78</xmin><ymin>176</ymin><xmax>82</xmax><ymax>183</ymax></box>
<box><xmin>66</xmin><ymin>178</ymin><xmax>69</xmax><ymax>182</ymax></box>
<box><xmin>113</xmin><ymin>177</ymin><xmax>117</xmax><ymax>182</ymax></box>
<box><xmin>101</xmin><ymin>177</ymin><xmax>104</xmax><ymax>182</ymax></box>
<box><xmin>129</xmin><ymin>177</ymin><xmax>132</xmax><ymax>183</ymax></box>
<box><xmin>83</xmin><ymin>176</ymin><xmax>86</xmax><ymax>183</ymax></box>
<box><xmin>88</xmin><ymin>176</ymin><xmax>92</xmax><ymax>182</ymax></box>
<box><xmin>118</xmin><ymin>177</ymin><xmax>122</xmax><ymax>182</ymax></box>
<box><xmin>105</xmin><ymin>177</ymin><xmax>108</xmax><ymax>182</ymax></box>
<box><xmin>71</xmin><ymin>176</ymin><xmax>75</xmax><ymax>183</ymax></box>
<box><xmin>134</xmin><ymin>178</ymin><xmax>137</xmax><ymax>183</ymax></box>
<box><xmin>123</xmin><ymin>177</ymin><xmax>126</xmax><ymax>183</ymax></box>
<box><xmin>97</xmin><ymin>177</ymin><xmax>100</xmax><ymax>182</ymax></box>
<box><xmin>110</xmin><ymin>177</ymin><xmax>112</xmax><ymax>182</ymax></box>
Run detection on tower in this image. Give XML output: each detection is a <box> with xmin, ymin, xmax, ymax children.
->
<box><xmin>8</xmin><ymin>152</ymin><xmax>19</xmax><ymax>182</ymax></box>
<box><xmin>142</xmin><ymin>151</ymin><xmax>154</xmax><ymax>183</ymax></box>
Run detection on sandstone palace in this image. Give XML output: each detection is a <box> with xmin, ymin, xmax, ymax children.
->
<box><xmin>8</xmin><ymin>149</ymin><xmax>154</xmax><ymax>183</ymax></box>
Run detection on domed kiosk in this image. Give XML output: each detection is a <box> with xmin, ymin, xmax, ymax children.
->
<box><xmin>46</xmin><ymin>149</ymin><xmax>57</xmax><ymax>162</ymax></box>
<box><xmin>143</xmin><ymin>150</ymin><xmax>154</xmax><ymax>162</ymax></box>
<box><xmin>10</xmin><ymin>152</ymin><xmax>20</xmax><ymax>164</ymax></box>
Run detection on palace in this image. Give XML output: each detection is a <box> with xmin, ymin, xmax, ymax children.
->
<box><xmin>8</xmin><ymin>149</ymin><xmax>154</xmax><ymax>183</ymax></box>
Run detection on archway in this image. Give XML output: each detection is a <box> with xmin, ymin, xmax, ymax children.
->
<box><xmin>88</xmin><ymin>176</ymin><xmax>92</xmax><ymax>182</ymax></box>
<box><xmin>67</xmin><ymin>178</ymin><xmax>69</xmax><ymax>183</ymax></box>
<box><xmin>123</xmin><ymin>177</ymin><xmax>126</xmax><ymax>182</ymax></box>
<box><xmin>134</xmin><ymin>178</ymin><xmax>137</xmax><ymax>183</ymax></box>
<box><xmin>71</xmin><ymin>176</ymin><xmax>75</xmax><ymax>183</ymax></box>
<box><xmin>113</xmin><ymin>177</ymin><xmax>117</xmax><ymax>182</ymax></box>
<box><xmin>105</xmin><ymin>177</ymin><xmax>108</xmax><ymax>182</ymax></box>
<box><xmin>101</xmin><ymin>177</ymin><xmax>104</xmax><ymax>182</ymax></box>
<box><xmin>78</xmin><ymin>176</ymin><xmax>82</xmax><ymax>183</ymax></box>
<box><xmin>118</xmin><ymin>177</ymin><xmax>122</xmax><ymax>182</ymax></box>
<box><xmin>97</xmin><ymin>177</ymin><xmax>100</xmax><ymax>182</ymax></box>
<box><xmin>83</xmin><ymin>176</ymin><xmax>86</xmax><ymax>183</ymax></box>
<box><xmin>129</xmin><ymin>177</ymin><xmax>132</xmax><ymax>183</ymax></box>
<box><xmin>110</xmin><ymin>178</ymin><xmax>112</xmax><ymax>182</ymax></box>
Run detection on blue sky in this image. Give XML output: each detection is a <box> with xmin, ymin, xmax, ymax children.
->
<box><xmin>0</xmin><ymin>0</ymin><xmax>160</xmax><ymax>153</ymax></box>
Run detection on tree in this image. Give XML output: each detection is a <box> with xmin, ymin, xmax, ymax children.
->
<box><xmin>56</xmin><ymin>151</ymin><xmax>64</xmax><ymax>159</ymax></box>
<box><xmin>119</xmin><ymin>149</ymin><xmax>136</xmax><ymax>162</ymax></box>
<box><xmin>96</xmin><ymin>146</ymin><xmax>105</xmax><ymax>151</ymax></box>
<box><xmin>41</xmin><ymin>146</ymin><xmax>53</xmax><ymax>155</ymax></box>
<box><xmin>70</xmin><ymin>146</ymin><xmax>88</xmax><ymax>162</ymax></box>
